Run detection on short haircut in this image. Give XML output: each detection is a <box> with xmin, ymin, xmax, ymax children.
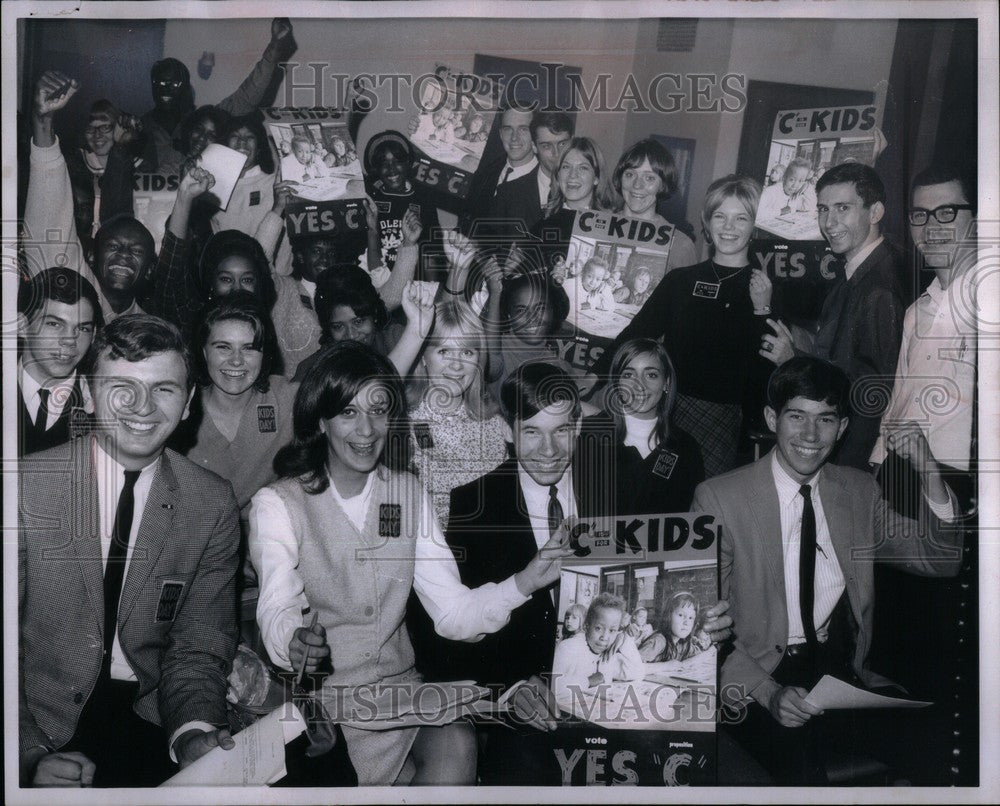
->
<box><xmin>87</xmin><ymin>313</ymin><xmax>193</xmax><ymax>389</ymax></box>
<box><xmin>783</xmin><ymin>158</ymin><xmax>812</xmax><ymax>179</ymax></box>
<box><xmin>273</xmin><ymin>341</ymin><xmax>411</xmax><ymax>493</ymax></box>
<box><xmin>222</xmin><ymin>112</ymin><xmax>274</xmax><ymax>174</ymax></box>
<box><xmin>498</xmin><ymin>273</ymin><xmax>570</xmax><ymax>334</ymax></box>
<box><xmin>500</xmin><ymin>360</ymin><xmax>581</xmax><ymax>427</ymax></box>
<box><xmin>313</xmin><ymin>267</ymin><xmax>388</xmax><ymax>343</ymax></box>
<box><xmin>612</xmin><ymin>138</ymin><xmax>678</xmax><ymax>200</ymax></box>
<box><xmin>372</xmin><ymin>138</ymin><xmax>409</xmax><ymax>167</ymax></box>
<box><xmin>701</xmin><ymin>174</ymin><xmax>763</xmax><ymax>239</ymax></box>
<box><xmin>582</xmin><ymin>256</ymin><xmax>609</xmax><ymax>276</ymax></box>
<box><xmin>585</xmin><ymin>592</ymin><xmax>627</xmax><ymax>627</ymax></box>
<box><xmin>89</xmin><ymin>99</ymin><xmax>120</xmax><ymax>123</ymax></box>
<box><xmin>816</xmin><ymin>162</ymin><xmax>885</xmax><ymax>208</ymax></box>
<box><xmin>18</xmin><ymin>266</ymin><xmax>104</xmax><ymax>329</ymax></box>
<box><xmin>191</xmin><ymin>292</ymin><xmax>281</xmax><ymax>392</ymax></box>
<box><xmin>911</xmin><ymin>164</ymin><xmax>977</xmax><ymax>216</ymax></box>
<box><xmin>530</xmin><ymin>110</ymin><xmax>574</xmax><ymax>141</ymax></box>
<box><xmin>199</xmin><ymin>229</ymin><xmax>277</xmax><ymax>310</ymax></box>
<box><xmin>766</xmin><ymin>356</ymin><xmax>851</xmax><ymax>418</ymax></box>
<box><xmin>95</xmin><ymin>216</ymin><xmax>156</xmax><ymax>274</ymax></box>
<box><xmin>177</xmin><ymin>105</ymin><xmax>231</xmax><ymax>154</ymax></box>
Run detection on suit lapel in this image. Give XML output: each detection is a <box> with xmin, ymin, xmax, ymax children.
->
<box><xmin>747</xmin><ymin>453</ymin><xmax>786</xmax><ymax>599</ymax></box>
<box><xmin>71</xmin><ymin>439</ymin><xmax>105</xmax><ymax>621</ymax></box>
<box><xmin>819</xmin><ymin>466</ymin><xmax>864</xmax><ymax>626</ymax></box>
<box><xmin>118</xmin><ymin>452</ymin><xmax>178</xmax><ymax>627</ymax></box>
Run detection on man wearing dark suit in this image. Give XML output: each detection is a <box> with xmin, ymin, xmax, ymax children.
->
<box><xmin>17</xmin><ymin>267</ymin><xmax>102</xmax><ymax>457</ymax></box>
<box><xmin>19</xmin><ymin>314</ymin><xmax>240</xmax><ymax>787</ymax></box>
<box><xmin>695</xmin><ymin>357</ymin><xmax>962</xmax><ymax>784</ymax></box>
<box><xmin>761</xmin><ymin>163</ymin><xmax>906</xmax><ymax>470</ymax></box>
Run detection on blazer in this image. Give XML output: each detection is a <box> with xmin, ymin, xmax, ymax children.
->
<box><xmin>18</xmin><ymin>438</ymin><xmax>241</xmax><ymax>756</ymax></box>
<box><xmin>692</xmin><ymin>451</ymin><xmax>963</xmax><ymax>708</ymax></box>
<box><xmin>408</xmin><ymin>456</ymin><xmax>615</xmax><ymax>691</ymax></box>
<box><xmin>812</xmin><ymin>240</ymin><xmax>906</xmax><ymax>468</ymax></box>
<box><xmin>491</xmin><ymin>165</ymin><xmax>545</xmax><ymax>233</ymax></box>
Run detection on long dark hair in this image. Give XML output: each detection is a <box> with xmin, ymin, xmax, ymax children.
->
<box><xmin>607</xmin><ymin>337</ymin><xmax>677</xmax><ymax>450</ymax></box>
<box><xmin>274</xmin><ymin>341</ymin><xmax>412</xmax><ymax>493</ymax></box>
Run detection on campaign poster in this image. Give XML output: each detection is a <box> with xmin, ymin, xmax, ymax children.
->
<box><xmin>547</xmin><ymin>512</ymin><xmax>719</xmax><ymax>785</ymax></box>
<box><xmin>563</xmin><ymin>211</ymin><xmax>675</xmax><ymax>341</ymax></box>
<box><xmin>264</xmin><ymin>107</ymin><xmax>366</xmax><ymax>202</ymax></box>
<box><xmin>756</xmin><ymin>104</ymin><xmax>880</xmax><ymax>241</ymax></box>
<box><xmin>132</xmin><ymin>172</ymin><xmax>180</xmax><ymax>253</ymax></box>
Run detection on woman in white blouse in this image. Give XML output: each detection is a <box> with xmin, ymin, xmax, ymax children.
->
<box><xmin>248</xmin><ymin>340</ymin><xmax>565</xmax><ymax>785</ymax></box>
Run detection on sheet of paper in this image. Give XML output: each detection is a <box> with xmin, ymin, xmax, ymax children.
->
<box><xmin>160</xmin><ymin>703</ymin><xmax>305</xmax><ymax>787</ymax></box>
<box><xmin>804</xmin><ymin>675</ymin><xmax>932</xmax><ymax>710</ymax></box>
<box><xmin>198</xmin><ymin>143</ymin><xmax>248</xmax><ymax>211</ymax></box>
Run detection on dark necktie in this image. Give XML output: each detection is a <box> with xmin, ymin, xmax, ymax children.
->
<box><xmin>101</xmin><ymin>469</ymin><xmax>141</xmax><ymax>678</ymax></box>
<box><xmin>34</xmin><ymin>388</ymin><xmax>50</xmax><ymax>431</ymax></box>
<box><xmin>547</xmin><ymin>484</ymin><xmax>564</xmax><ymax>539</ymax></box>
<box><xmin>798</xmin><ymin>484</ymin><xmax>818</xmax><ymax>648</ymax></box>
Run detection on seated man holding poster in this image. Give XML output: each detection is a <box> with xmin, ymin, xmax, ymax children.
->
<box><xmin>696</xmin><ymin>356</ymin><xmax>963</xmax><ymax>784</ymax></box>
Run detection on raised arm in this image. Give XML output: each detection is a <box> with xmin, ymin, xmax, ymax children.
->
<box><xmin>216</xmin><ymin>18</ymin><xmax>294</xmax><ymax>117</ymax></box>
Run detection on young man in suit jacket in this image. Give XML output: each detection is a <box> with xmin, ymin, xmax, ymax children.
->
<box><xmin>19</xmin><ymin>314</ymin><xmax>240</xmax><ymax>787</ymax></box>
<box><xmin>761</xmin><ymin>163</ymin><xmax>906</xmax><ymax>470</ymax></box>
<box><xmin>17</xmin><ymin>267</ymin><xmax>102</xmax><ymax>456</ymax></box>
<box><xmin>696</xmin><ymin>357</ymin><xmax>962</xmax><ymax>784</ymax></box>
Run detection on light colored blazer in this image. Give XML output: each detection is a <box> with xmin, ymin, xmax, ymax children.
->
<box><xmin>693</xmin><ymin>451</ymin><xmax>962</xmax><ymax>707</ymax></box>
<box><xmin>19</xmin><ymin>438</ymin><xmax>240</xmax><ymax>756</ymax></box>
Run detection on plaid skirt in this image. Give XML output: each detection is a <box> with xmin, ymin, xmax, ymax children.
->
<box><xmin>673</xmin><ymin>393</ymin><xmax>742</xmax><ymax>478</ymax></box>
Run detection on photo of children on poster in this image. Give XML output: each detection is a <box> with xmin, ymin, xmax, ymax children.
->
<box><xmin>756</xmin><ymin>104</ymin><xmax>880</xmax><ymax>241</ymax></box>
<box><xmin>546</xmin><ymin>512</ymin><xmax>718</xmax><ymax>784</ymax></box>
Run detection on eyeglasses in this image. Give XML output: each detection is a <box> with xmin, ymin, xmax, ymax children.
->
<box><xmin>907</xmin><ymin>204</ymin><xmax>974</xmax><ymax>226</ymax></box>
<box><xmin>85</xmin><ymin>123</ymin><xmax>114</xmax><ymax>136</ymax></box>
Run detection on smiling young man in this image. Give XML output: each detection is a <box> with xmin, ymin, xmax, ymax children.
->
<box><xmin>27</xmin><ymin>71</ymin><xmax>157</xmax><ymax>323</ymax></box>
<box><xmin>695</xmin><ymin>356</ymin><xmax>964</xmax><ymax>784</ymax></box>
<box><xmin>17</xmin><ymin>267</ymin><xmax>103</xmax><ymax>456</ymax></box>
<box><xmin>761</xmin><ymin>162</ymin><xmax>906</xmax><ymax>469</ymax></box>
<box><xmin>19</xmin><ymin>314</ymin><xmax>240</xmax><ymax>788</ymax></box>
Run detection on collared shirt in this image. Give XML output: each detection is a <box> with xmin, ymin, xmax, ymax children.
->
<box><xmin>517</xmin><ymin>464</ymin><xmax>577</xmax><ymax>551</ymax></box>
<box><xmin>104</xmin><ymin>297</ymin><xmax>145</xmax><ymax>324</ymax></box>
<box><xmin>18</xmin><ymin>360</ymin><xmax>84</xmax><ymax>430</ymax></box>
<box><xmin>844</xmin><ymin>235</ymin><xmax>884</xmax><ymax>280</ymax></box>
<box><xmin>500</xmin><ymin>156</ymin><xmax>538</xmax><ymax>186</ymax></box>
<box><xmin>871</xmin><ymin>264</ymin><xmax>978</xmax><ymax>471</ymax></box>
<box><xmin>93</xmin><ymin>441</ymin><xmax>160</xmax><ymax>681</ymax></box>
<box><xmin>770</xmin><ymin>452</ymin><xmax>846</xmax><ymax>645</ymax></box>
<box><xmin>537</xmin><ymin>169</ymin><xmax>552</xmax><ymax>208</ymax></box>
<box><xmin>249</xmin><ymin>475</ymin><xmax>529</xmax><ymax>671</ymax></box>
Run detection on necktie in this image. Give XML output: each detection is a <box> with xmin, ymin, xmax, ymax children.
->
<box><xmin>34</xmin><ymin>388</ymin><xmax>50</xmax><ymax>431</ymax></box>
<box><xmin>547</xmin><ymin>484</ymin><xmax>564</xmax><ymax>539</ymax></box>
<box><xmin>798</xmin><ymin>484</ymin><xmax>818</xmax><ymax>648</ymax></box>
<box><xmin>102</xmin><ymin>469</ymin><xmax>141</xmax><ymax>677</ymax></box>
<box><xmin>500</xmin><ymin>166</ymin><xmax>514</xmax><ymax>184</ymax></box>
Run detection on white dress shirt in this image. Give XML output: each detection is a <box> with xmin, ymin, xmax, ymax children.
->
<box><xmin>770</xmin><ymin>453</ymin><xmax>846</xmax><ymax>645</ymax></box>
<box><xmin>517</xmin><ymin>464</ymin><xmax>577</xmax><ymax>551</ymax></box>
<box><xmin>248</xmin><ymin>476</ymin><xmax>529</xmax><ymax>671</ymax></box>
<box><xmin>499</xmin><ymin>156</ymin><xmax>538</xmax><ymax>186</ymax></box>
<box><xmin>870</xmin><ymin>264</ymin><xmax>978</xmax><ymax>471</ymax></box>
<box><xmin>18</xmin><ymin>360</ymin><xmax>84</xmax><ymax>430</ymax></box>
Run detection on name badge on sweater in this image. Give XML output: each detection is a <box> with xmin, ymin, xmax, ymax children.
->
<box><xmin>692</xmin><ymin>281</ymin><xmax>720</xmax><ymax>300</ymax></box>
<box><xmin>156</xmin><ymin>581</ymin><xmax>185</xmax><ymax>622</ymax></box>
<box><xmin>249</xmin><ymin>190</ymin><xmax>261</xmax><ymax>207</ymax></box>
<box><xmin>376</xmin><ymin>200</ymin><xmax>392</xmax><ymax>215</ymax></box>
<box><xmin>652</xmin><ymin>450</ymin><xmax>679</xmax><ymax>479</ymax></box>
<box><xmin>413</xmin><ymin>422</ymin><xmax>434</xmax><ymax>449</ymax></box>
<box><xmin>257</xmin><ymin>405</ymin><xmax>276</xmax><ymax>433</ymax></box>
<box><xmin>379</xmin><ymin>504</ymin><xmax>402</xmax><ymax>538</ymax></box>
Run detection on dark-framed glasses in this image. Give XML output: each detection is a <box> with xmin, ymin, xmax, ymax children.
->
<box><xmin>908</xmin><ymin>204</ymin><xmax>974</xmax><ymax>226</ymax></box>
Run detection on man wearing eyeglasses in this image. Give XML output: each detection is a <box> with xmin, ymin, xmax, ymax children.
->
<box><xmin>871</xmin><ymin>166</ymin><xmax>978</xmax><ymax>512</ymax></box>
